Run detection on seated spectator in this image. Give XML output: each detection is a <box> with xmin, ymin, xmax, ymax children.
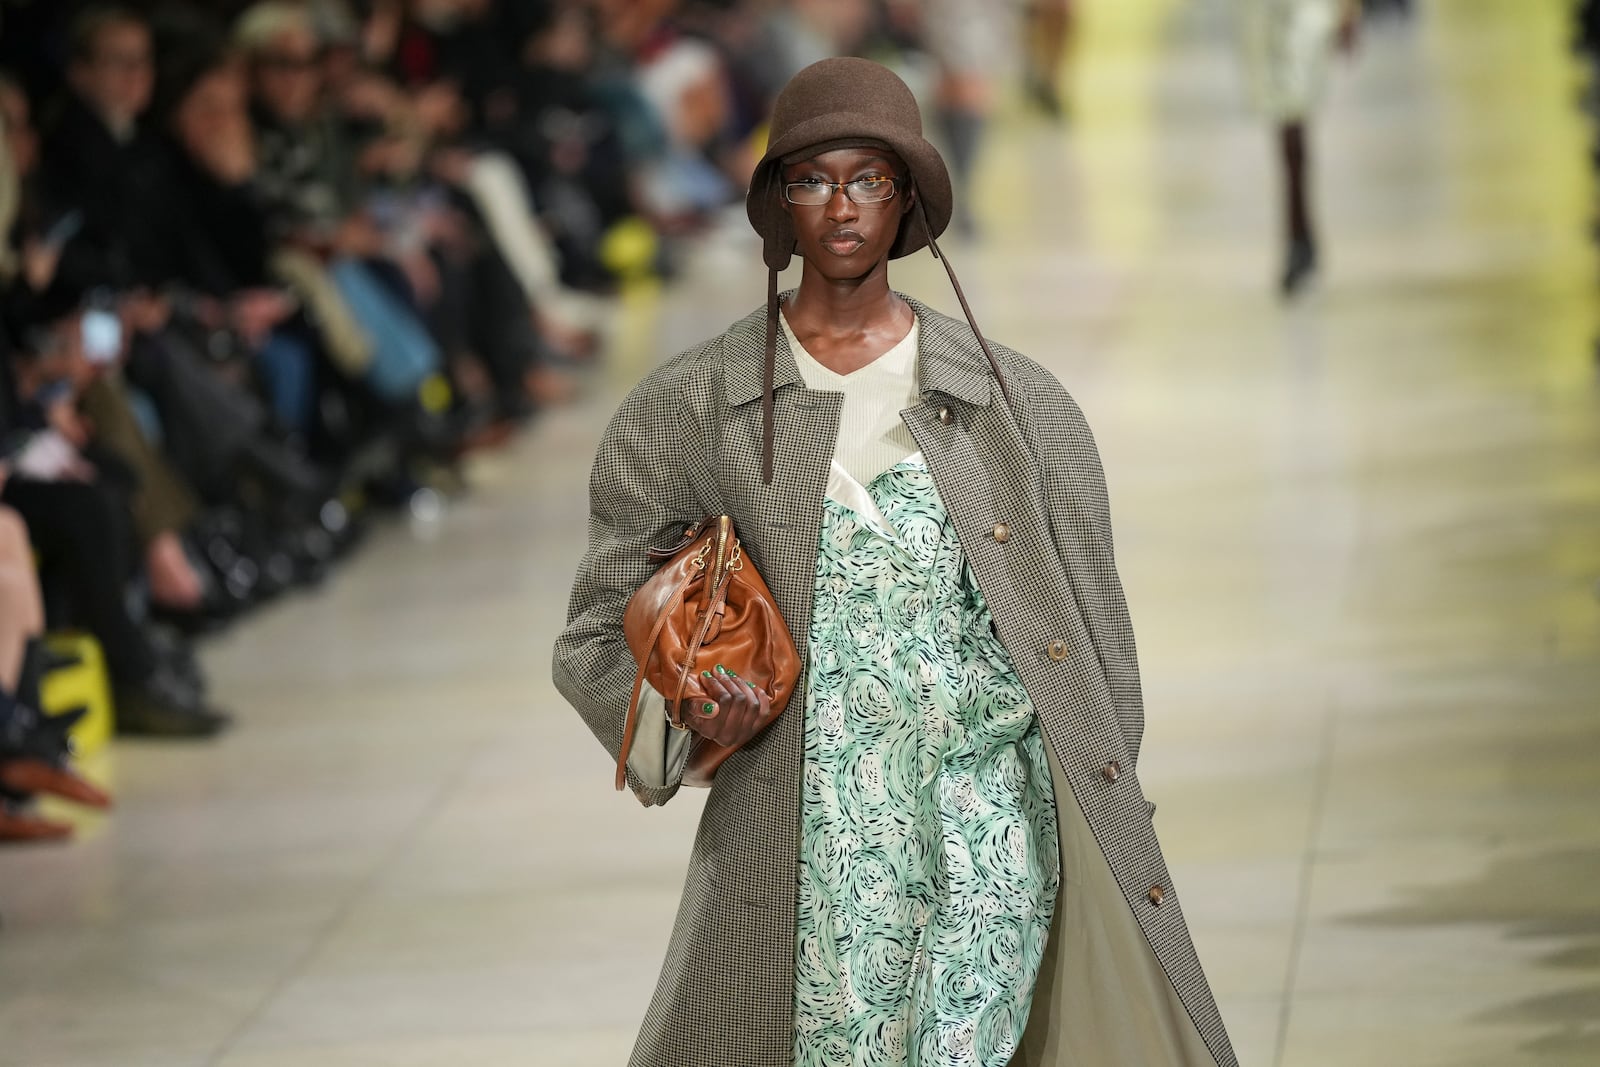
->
<box><xmin>362</xmin><ymin>0</ymin><xmax>610</xmax><ymax>354</ymax></box>
<box><xmin>0</xmin><ymin>71</ymin><xmax>218</xmax><ymax>621</ymax></box>
<box><xmin>590</xmin><ymin>0</ymin><xmax>758</xmax><ymax>230</ymax></box>
<box><xmin>38</xmin><ymin>4</ymin><xmax>170</xmax><ymax>295</ymax></box>
<box><xmin>2</xmin><ymin>294</ymin><xmax>228</xmax><ymax>738</ymax></box>
<box><xmin>0</xmin><ymin>502</ymin><xmax>111</xmax><ymax>842</ymax></box>
<box><xmin>237</xmin><ymin>1</ymin><xmax>554</xmax><ymax>424</ymax></box>
<box><xmin>235</xmin><ymin>4</ymin><xmax>446</xmax><ymax>415</ymax></box>
<box><xmin>148</xmin><ymin>44</ymin><xmax>324</xmax><ymax>433</ymax></box>
<box><xmin>502</xmin><ymin>4</ymin><xmax>643</xmax><ymax>292</ymax></box>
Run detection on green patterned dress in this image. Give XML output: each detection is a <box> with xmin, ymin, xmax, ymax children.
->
<box><xmin>793</xmin><ymin>456</ymin><xmax>1060</xmax><ymax>1067</ymax></box>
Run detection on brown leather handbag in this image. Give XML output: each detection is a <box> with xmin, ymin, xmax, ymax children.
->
<box><xmin>616</xmin><ymin>516</ymin><xmax>800</xmax><ymax>791</ymax></box>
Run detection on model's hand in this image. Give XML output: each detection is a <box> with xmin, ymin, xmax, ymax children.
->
<box><xmin>686</xmin><ymin>665</ymin><xmax>774</xmax><ymax>749</ymax></box>
<box><xmin>21</xmin><ymin>239</ymin><xmax>61</xmax><ymax>292</ymax></box>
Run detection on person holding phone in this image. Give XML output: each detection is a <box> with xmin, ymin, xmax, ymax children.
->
<box><xmin>1</xmin><ymin>299</ymin><xmax>228</xmax><ymax>738</ymax></box>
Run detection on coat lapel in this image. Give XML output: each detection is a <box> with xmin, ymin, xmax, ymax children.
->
<box><xmin>904</xmin><ymin>294</ymin><xmax>998</xmax><ymax>407</ymax></box>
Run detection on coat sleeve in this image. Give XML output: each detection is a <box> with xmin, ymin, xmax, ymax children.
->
<box><xmin>1028</xmin><ymin>375</ymin><xmax>1149</xmax><ymax>774</ymax></box>
<box><xmin>551</xmin><ymin>358</ymin><xmax>707</xmax><ymax>807</ymax></box>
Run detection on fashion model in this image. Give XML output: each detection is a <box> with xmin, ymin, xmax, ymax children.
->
<box><xmin>1237</xmin><ymin>0</ymin><xmax>1362</xmax><ymax>295</ymax></box>
<box><xmin>554</xmin><ymin>57</ymin><xmax>1237</xmax><ymax>1067</ymax></box>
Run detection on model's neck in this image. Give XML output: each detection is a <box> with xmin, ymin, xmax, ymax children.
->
<box><xmin>781</xmin><ymin>263</ymin><xmax>916</xmax><ymax>376</ymax></box>
<box><xmin>785</xmin><ymin>265</ymin><xmax>902</xmax><ymax>341</ymax></box>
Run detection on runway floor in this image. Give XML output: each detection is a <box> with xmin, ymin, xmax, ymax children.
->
<box><xmin>2</xmin><ymin>1</ymin><xmax>1598</xmax><ymax>1064</ymax></box>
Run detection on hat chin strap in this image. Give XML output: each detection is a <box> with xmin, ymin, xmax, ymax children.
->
<box><xmin>763</xmin><ymin>265</ymin><xmax>779</xmax><ymax>484</ymax></box>
<box><xmin>916</xmin><ymin>196</ymin><xmax>1014</xmax><ymax>411</ymax></box>
<box><xmin>760</xmin><ymin>191</ymin><xmax>1014</xmax><ymax>486</ymax></box>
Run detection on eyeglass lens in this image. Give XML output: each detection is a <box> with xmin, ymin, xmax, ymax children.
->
<box><xmin>785</xmin><ymin>178</ymin><xmax>897</xmax><ymax>206</ymax></box>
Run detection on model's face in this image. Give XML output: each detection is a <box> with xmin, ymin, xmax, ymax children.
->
<box><xmin>781</xmin><ymin>147</ymin><xmax>912</xmax><ymax>280</ymax></box>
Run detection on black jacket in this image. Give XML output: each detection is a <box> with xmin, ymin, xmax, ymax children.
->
<box><xmin>39</xmin><ymin>94</ymin><xmax>171</xmax><ymax>289</ymax></box>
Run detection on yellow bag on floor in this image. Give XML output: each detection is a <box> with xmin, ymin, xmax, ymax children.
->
<box><xmin>39</xmin><ymin>633</ymin><xmax>114</xmax><ymax>757</ymax></box>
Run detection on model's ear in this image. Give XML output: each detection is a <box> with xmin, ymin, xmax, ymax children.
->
<box><xmin>901</xmin><ymin>180</ymin><xmax>917</xmax><ymax>218</ymax></box>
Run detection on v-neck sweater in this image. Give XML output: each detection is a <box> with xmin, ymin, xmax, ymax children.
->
<box><xmin>782</xmin><ymin>311</ymin><xmax>921</xmax><ymax>487</ymax></box>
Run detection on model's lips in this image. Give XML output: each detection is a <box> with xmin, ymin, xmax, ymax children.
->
<box><xmin>821</xmin><ymin>230</ymin><xmax>866</xmax><ymax>256</ymax></box>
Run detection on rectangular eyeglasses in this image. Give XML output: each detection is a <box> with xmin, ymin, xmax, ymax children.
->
<box><xmin>783</xmin><ymin>177</ymin><xmax>899</xmax><ymax>206</ymax></box>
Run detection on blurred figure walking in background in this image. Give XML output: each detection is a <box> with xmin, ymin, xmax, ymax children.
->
<box><xmin>1022</xmin><ymin>0</ymin><xmax>1075</xmax><ymax>120</ymax></box>
<box><xmin>1237</xmin><ymin>0</ymin><xmax>1360</xmax><ymax>295</ymax></box>
<box><xmin>891</xmin><ymin>0</ymin><xmax>1011</xmax><ymax>237</ymax></box>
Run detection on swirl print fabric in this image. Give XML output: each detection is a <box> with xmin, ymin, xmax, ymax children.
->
<box><xmin>794</xmin><ymin>458</ymin><xmax>1060</xmax><ymax>1067</ymax></box>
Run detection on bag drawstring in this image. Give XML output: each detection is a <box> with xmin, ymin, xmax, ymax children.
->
<box><xmin>759</xmin><ymin>189</ymin><xmax>1012</xmax><ymax>485</ymax></box>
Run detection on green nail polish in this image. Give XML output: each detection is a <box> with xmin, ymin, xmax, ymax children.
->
<box><xmin>715</xmin><ymin>664</ymin><xmax>727</xmax><ymax>674</ymax></box>
<box><xmin>701</xmin><ymin>702</ymin><xmax>716</xmax><ymax>715</ymax></box>
<box><xmin>701</xmin><ymin>670</ymin><xmax>712</xmax><ymax>679</ymax></box>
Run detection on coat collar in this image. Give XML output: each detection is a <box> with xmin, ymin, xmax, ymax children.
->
<box><xmin>722</xmin><ymin>291</ymin><xmax>997</xmax><ymax>408</ymax></box>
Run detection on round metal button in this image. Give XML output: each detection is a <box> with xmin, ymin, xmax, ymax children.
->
<box><xmin>1101</xmin><ymin>760</ymin><xmax>1121</xmax><ymax>783</ymax></box>
<box><xmin>992</xmin><ymin>523</ymin><xmax>1011</xmax><ymax>544</ymax></box>
<box><xmin>1147</xmin><ymin>884</ymin><xmax>1166</xmax><ymax>907</ymax></box>
<box><xmin>937</xmin><ymin>406</ymin><xmax>953</xmax><ymax>425</ymax></box>
<box><xmin>1047</xmin><ymin>640</ymin><xmax>1069</xmax><ymax>662</ymax></box>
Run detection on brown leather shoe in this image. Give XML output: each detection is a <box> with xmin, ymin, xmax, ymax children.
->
<box><xmin>0</xmin><ymin>759</ymin><xmax>112</xmax><ymax>809</ymax></box>
<box><xmin>0</xmin><ymin>806</ymin><xmax>73</xmax><ymax>842</ymax></box>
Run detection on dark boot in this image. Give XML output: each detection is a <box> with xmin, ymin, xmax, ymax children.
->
<box><xmin>113</xmin><ymin>665</ymin><xmax>231</xmax><ymax>739</ymax></box>
<box><xmin>1280</xmin><ymin>236</ymin><xmax>1319</xmax><ymax>297</ymax></box>
<box><xmin>1278</xmin><ymin>122</ymin><xmax>1319</xmax><ymax>297</ymax></box>
<box><xmin>16</xmin><ymin>637</ymin><xmax>48</xmax><ymax>710</ymax></box>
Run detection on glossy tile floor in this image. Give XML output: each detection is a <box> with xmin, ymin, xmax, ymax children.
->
<box><xmin>4</xmin><ymin>2</ymin><xmax>1598</xmax><ymax>1065</ymax></box>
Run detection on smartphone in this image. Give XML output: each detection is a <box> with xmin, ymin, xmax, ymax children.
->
<box><xmin>81</xmin><ymin>308</ymin><xmax>122</xmax><ymax>365</ymax></box>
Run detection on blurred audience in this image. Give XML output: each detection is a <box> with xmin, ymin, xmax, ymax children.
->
<box><xmin>0</xmin><ymin>0</ymin><xmax>1007</xmax><ymax>840</ymax></box>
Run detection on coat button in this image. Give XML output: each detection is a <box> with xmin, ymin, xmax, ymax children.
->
<box><xmin>1101</xmin><ymin>760</ymin><xmax>1121</xmax><ymax>783</ymax></box>
<box><xmin>992</xmin><ymin>523</ymin><xmax>1011</xmax><ymax>543</ymax></box>
<box><xmin>1147</xmin><ymin>884</ymin><xmax>1166</xmax><ymax>907</ymax></box>
<box><xmin>938</xmin><ymin>406</ymin><xmax>952</xmax><ymax>425</ymax></box>
<box><xmin>1047</xmin><ymin>639</ymin><xmax>1068</xmax><ymax>662</ymax></box>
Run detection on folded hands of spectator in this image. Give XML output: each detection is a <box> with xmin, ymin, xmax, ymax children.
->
<box><xmin>12</xmin><ymin>431</ymin><xmax>93</xmax><ymax>483</ymax></box>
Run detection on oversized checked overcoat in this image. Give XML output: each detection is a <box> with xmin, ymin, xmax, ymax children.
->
<box><xmin>553</xmin><ymin>294</ymin><xmax>1239</xmax><ymax>1067</ymax></box>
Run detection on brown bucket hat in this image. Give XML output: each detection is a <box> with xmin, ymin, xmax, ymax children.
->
<box><xmin>747</xmin><ymin>57</ymin><xmax>951</xmax><ymax>272</ymax></box>
<box><xmin>746</xmin><ymin>57</ymin><xmax>1010</xmax><ymax>483</ymax></box>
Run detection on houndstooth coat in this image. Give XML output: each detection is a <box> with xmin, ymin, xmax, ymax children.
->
<box><xmin>553</xmin><ymin>296</ymin><xmax>1239</xmax><ymax>1067</ymax></box>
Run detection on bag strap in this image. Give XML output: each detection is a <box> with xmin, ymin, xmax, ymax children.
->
<box><xmin>615</xmin><ymin>565</ymin><xmax>699</xmax><ymax>791</ymax></box>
